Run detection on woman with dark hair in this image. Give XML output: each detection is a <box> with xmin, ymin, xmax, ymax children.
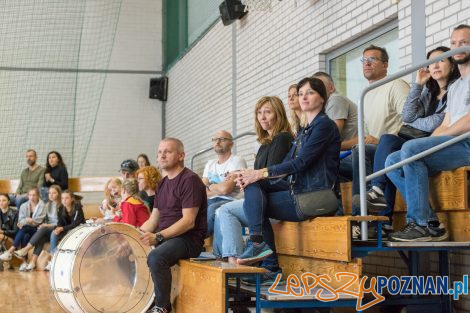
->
<box><xmin>353</xmin><ymin>46</ymin><xmax>461</xmax><ymax>230</ymax></box>
<box><xmin>235</xmin><ymin>77</ymin><xmax>340</xmax><ymax>265</ymax></box>
<box><xmin>137</xmin><ymin>153</ymin><xmax>151</xmax><ymax>169</ymax></box>
<box><xmin>41</xmin><ymin>151</ymin><xmax>68</xmax><ymax>201</ymax></box>
<box><xmin>0</xmin><ymin>193</ymin><xmax>18</xmax><ymax>243</ymax></box>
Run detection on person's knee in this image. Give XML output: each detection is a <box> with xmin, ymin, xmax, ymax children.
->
<box><xmin>147</xmin><ymin>248</ymin><xmax>168</xmax><ymax>270</ymax></box>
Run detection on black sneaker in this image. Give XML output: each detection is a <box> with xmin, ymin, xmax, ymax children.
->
<box><xmin>352</xmin><ymin>188</ymin><xmax>387</xmax><ymax>214</ymax></box>
<box><xmin>389</xmin><ymin>222</ymin><xmax>432</xmax><ymax>242</ymax></box>
<box><xmin>428</xmin><ymin>223</ymin><xmax>449</xmax><ymax>241</ymax></box>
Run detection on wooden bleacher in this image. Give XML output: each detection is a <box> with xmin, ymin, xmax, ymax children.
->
<box><xmin>1</xmin><ymin>166</ymin><xmax>470</xmax><ymax>311</ymax></box>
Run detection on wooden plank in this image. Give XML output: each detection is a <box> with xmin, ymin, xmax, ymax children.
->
<box><xmin>277</xmin><ymin>254</ymin><xmax>361</xmax><ymax>292</ymax></box>
<box><xmin>346</xmin><ymin>216</ymin><xmax>389</xmax><ymax>222</ymax></box>
<box><xmin>430</xmin><ymin>166</ymin><xmax>469</xmax><ymax>211</ymax></box>
<box><xmin>68</xmin><ymin>177</ymin><xmax>109</xmax><ymax>193</ymax></box>
<box><xmin>340</xmin><ymin>182</ymin><xmax>352</xmax><ymax>215</ymax></box>
<box><xmin>173</xmin><ymin>260</ymin><xmax>264</xmax><ymax>313</ymax></box>
<box><xmin>393</xmin><ymin>211</ymin><xmax>470</xmax><ymax>241</ymax></box>
<box><xmin>82</xmin><ymin>203</ymin><xmax>101</xmax><ymax>220</ymax></box>
<box><xmin>273</xmin><ymin>217</ymin><xmax>351</xmax><ymax>262</ymax></box>
<box><xmin>0</xmin><ymin>179</ymin><xmax>19</xmax><ymax>194</ymax></box>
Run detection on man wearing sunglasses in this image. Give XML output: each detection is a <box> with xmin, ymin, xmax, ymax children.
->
<box><xmin>202</xmin><ymin>130</ymin><xmax>247</xmax><ymax>236</ymax></box>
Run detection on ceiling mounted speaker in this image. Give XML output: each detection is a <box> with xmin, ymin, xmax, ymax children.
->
<box><xmin>149</xmin><ymin>76</ymin><xmax>168</xmax><ymax>101</ymax></box>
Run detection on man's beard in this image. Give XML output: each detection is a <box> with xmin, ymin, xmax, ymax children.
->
<box><xmin>27</xmin><ymin>160</ymin><xmax>35</xmax><ymax>166</ymax></box>
<box><xmin>453</xmin><ymin>53</ymin><xmax>470</xmax><ymax>65</ymax></box>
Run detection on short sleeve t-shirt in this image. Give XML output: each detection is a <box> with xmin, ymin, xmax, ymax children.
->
<box><xmin>154</xmin><ymin>168</ymin><xmax>207</xmax><ymax>245</ymax></box>
<box><xmin>202</xmin><ymin>155</ymin><xmax>247</xmax><ymax>200</ymax></box>
<box><xmin>325</xmin><ymin>92</ymin><xmax>358</xmax><ymax>142</ymax></box>
<box><xmin>446</xmin><ymin>75</ymin><xmax>470</xmax><ymax>126</ymax></box>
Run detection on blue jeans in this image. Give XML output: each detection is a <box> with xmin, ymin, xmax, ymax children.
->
<box><xmin>386</xmin><ymin>136</ymin><xmax>470</xmax><ymax>226</ymax></box>
<box><xmin>213</xmin><ymin>199</ymin><xmax>280</xmax><ymax>271</ymax></box>
<box><xmin>343</xmin><ymin>144</ymin><xmax>376</xmax><ymax>216</ymax></box>
<box><xmin>40</xmin><ymin>187</ymin><xmax>49</xmax><ymax>202</ymax></box>
<box><xmin>9</xmin><ymin>194</ymin><xmax>28</xmax><ymax>209</ymax></box>
<box><xmin>206</xmin><ymin>197</ymin><xmax>232</xmax><ymax>236</ymax></box>
<box><xmin>213</xmin><ymin>199</ymin><xmax>247</xmax><ymax>258</ymax></box>
<box><xmin>243</xmin><ymin>180</ymin><xmax>308</xmax><ymax>257</ymax></box>
<box><xmin>147</xmin><ymin>234</ymin><xmax>203</xmax><ymax>309</ymax></box>
<box><xmin>50</xmin><ymin>231</ymin><xmax>65</xmax><ymax>254</ymax></box>
<box><xmin>13</xmin><ymin>225</ymin><xmax>37</xmax><ymax>249</ymax></box>
<box><xmin>371</xmin><ymin>135</ymin><xmax>407</xmax><ymax>217</ymax></box>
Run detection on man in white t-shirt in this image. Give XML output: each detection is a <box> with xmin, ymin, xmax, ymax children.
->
<box><xmin>348</xmin><ymin>45</ymin><xmax>410</xmax><ymax>218</ymax></box>
<box><xmin>386</xmin><ymin>24</ymin><xmax>470</xmax><ymax>242</ymax></box>
<box><xmin>202</xmin><ymin>130</ymin><xmax>247</xmax><ymax>236</ymax></box>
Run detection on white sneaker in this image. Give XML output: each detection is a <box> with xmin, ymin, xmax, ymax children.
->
<box><xmin>45</xmin><ymin>261</ymin><xmax>51</xmax><ymax>271</ymax></box>
<box><xmin>25</xmin><ymin>262</ymin><xmax>35</xmax><ymax>271</ymax></box>
<box><xmin>0</xmin><ymin>251</ymin><xmax>12</xmax><ymax>261</ymax></box>
<box><xmin>19</xmin><ymin>262</ymin><xmax>28</xmax><ymax>272</ymax></box>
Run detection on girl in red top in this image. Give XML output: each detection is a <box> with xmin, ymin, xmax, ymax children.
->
<box><xmin>113</xmin><ymin>179</ymin><xmax>150</xmax><ymax>227</ymax></box>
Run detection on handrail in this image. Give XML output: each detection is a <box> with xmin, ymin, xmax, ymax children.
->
<box><xmin>189</xmin><ymin>131</ymin><xmax>256</xmax><ymax>170</ymax></box>
<box><xmin>357</xmin><ymin>46</ymin><xmax>470</xmax><ymax>241</ymax></box>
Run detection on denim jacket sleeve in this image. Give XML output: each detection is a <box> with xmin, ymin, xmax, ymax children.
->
<box><xmin>268</xmin><ymin>114</ymin><xmax>337</xmax><ymax>177</ymax></box>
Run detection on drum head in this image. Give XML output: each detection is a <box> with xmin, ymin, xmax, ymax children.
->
<box><xmin>56</xmin><ymin>223</ymin><xmax>154</xmax><ymax>313</ymax></box>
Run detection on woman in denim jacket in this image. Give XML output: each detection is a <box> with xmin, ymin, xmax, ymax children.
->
<box><xmin>236</xmin><ymin>77</ymin><xmax>340</xmax><ymax>265</ymax></box>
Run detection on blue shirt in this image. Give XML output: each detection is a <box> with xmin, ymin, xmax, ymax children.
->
<box><xmin>268</xmin><ymin>112</ymin><xmax>340</xmax><ymax>194</ymax></box>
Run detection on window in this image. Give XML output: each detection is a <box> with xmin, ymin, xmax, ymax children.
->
<box><xmin>327</xmin><ymin>21</ymin><xmax>399</xmax><ymax>105</ymax></box>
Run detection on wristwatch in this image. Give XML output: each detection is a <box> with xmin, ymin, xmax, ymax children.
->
<box><xmin>156</xmin><ymin>232</ymin><xmax>165</xmax><ymax>244</ymax></box>
<box><xmin>262</xmin><ymin>169</ymin><xmax>269</xmax><ymax>178</ymax></box>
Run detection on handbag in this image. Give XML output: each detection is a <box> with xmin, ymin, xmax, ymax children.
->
<box><xmin>397</xmin><ymin>124</ymin><xmax>431</xmax><ymax>140</ymax></box>
<box><xmin>293</xmin><ymin>189</ymin><xmax>338</xmax><ymax>218</ymax></box>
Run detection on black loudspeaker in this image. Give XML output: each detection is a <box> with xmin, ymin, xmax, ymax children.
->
<box><xmin>219</xmin><ymin>0</ymin><xmax>247</xmax><ymax>26</ymax></box>
<box><xmin>149</xmin><ymin>76</ymin><xmax>168</xmax><ymax>101</ymax></box>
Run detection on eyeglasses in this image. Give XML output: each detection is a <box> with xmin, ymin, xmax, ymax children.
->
<box><xmin>298</xmin><ymin>89</ymin><xmax>316</xmax><ymax>97</ymax></box>
<box><xmin>211</xmin><ymin>137</ymin><xmax>232</xmax><ymax>142</ymax></box>
<box><xmin>360</xmin><ymin>56</ymin><xmax>383</xmax><ymax>64</ymax></box>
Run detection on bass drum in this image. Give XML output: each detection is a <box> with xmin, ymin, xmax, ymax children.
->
<box><xmin>49</xmin><ymin>223</ymin><xmax>154</xmax><ymax>313</ymax></box>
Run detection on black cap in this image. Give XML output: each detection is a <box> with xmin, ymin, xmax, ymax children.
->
<box><xmin>120</xmin><ymin>159</ymin><xmax>139</xmax><ymax>173</ymax></box>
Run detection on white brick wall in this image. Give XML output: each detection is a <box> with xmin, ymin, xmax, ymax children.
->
<box><xmin>165</xmin><ymin>0</ymin><xmax>469</xmax><ymax>310</ymax></box>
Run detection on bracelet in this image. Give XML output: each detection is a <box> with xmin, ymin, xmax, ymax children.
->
<box><xmin>206</xmin><ymin>184</ymin><xmax>211</xmax><ymax>191</ymax></box>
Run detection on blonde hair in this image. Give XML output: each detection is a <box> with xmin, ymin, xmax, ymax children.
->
<box><xmin>288</xmin><ymin>84</ymin><xmax>307</xmax><ymax>134</ymax></box>
<box><xmin>104</xmin><ymin>177</ymin><xmax>122</xmax><ymax>205</ymax></box>
<box><xmin>122</xmin><ymin>179</ymin><xmax>139</xmax><ymax>197</ymax></box>
<box><xmin>136</xmin><ymin>166</ymin><xmax>162</xmax><ymax>191</ymax></box>
<box><xmin>254</xmin><ymin>96</ymin><xmax>292</xmax><ymax>145</ymax></box>
<box><xmin>48</xmin><ymin>184</ymin><xmax>62</xmax><ymax>206</ymax></box>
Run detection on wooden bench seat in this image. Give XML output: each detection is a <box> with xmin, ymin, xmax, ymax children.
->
<box><xmin>272</xmin><ymin>216</ymin><xmax>388</xmax><ymax>296</ymax></box>
<box><xmin>172</xmin><ymin>259</ymin><xmax>265</xmax><ymax>313</ymax></box>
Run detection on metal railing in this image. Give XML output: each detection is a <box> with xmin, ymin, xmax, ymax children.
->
<box><xmin>357</xmin><ymin>46</ymin><xmax>470</xmax><ymax>240</ymax></box>
<box><xmin>189</xmin><ymin>131</ymin><xmax>256</xmax><ymax>170</ymax></box>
